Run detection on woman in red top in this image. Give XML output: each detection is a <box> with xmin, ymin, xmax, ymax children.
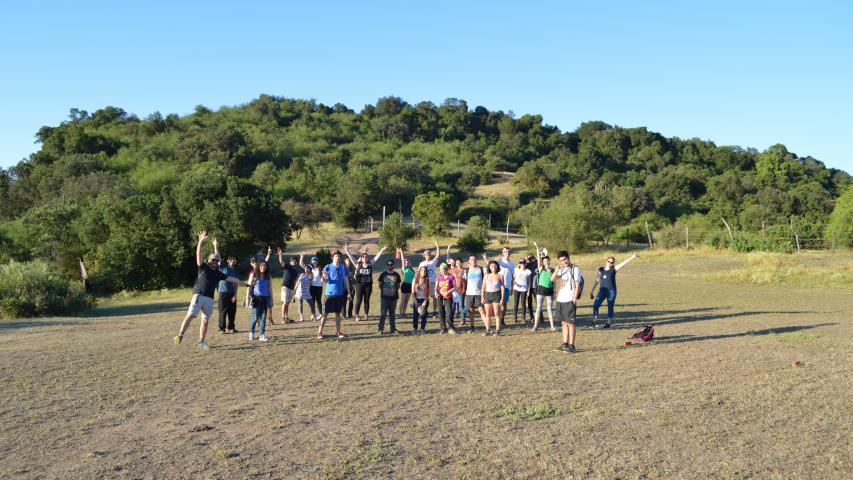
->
<box><xmin>434</xmin><ymin>263</ymin><xmax>457</xmax><ymax>334</ymax></box>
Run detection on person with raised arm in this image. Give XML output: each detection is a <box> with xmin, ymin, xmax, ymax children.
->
<box><xmin>174</xmin><ymin>231</ymin><xmax>248</xmax><ymax>350</ymax></box>
<box><xmin>344</xmin><ymin>243</ymin><xmax>387</xmax><ymax>321</ymax></box>
<box><xmin>446</xmin><ymin>245</ymin><xmax>464</xmax><ymax>321</ymax></box>
<box><xmin>294</xmin><ymin>258</ymin><xmax>316</xmax><ymax>322</ymax></box>
<box><xmin>531</xmin><ymin>241</ymin><xmax>556</xmax><ymax>332</ymax></box>
<box><xmin>246</xmin><ymin>259</ymin><xmax>272</xmax><ymax>341</ymax></box>
<box><xmin>277</xmin><ymin>247</ymin><xmax>302</xmax><ymax>324</ymax></box>
<box><xmin>397</xmin><ymin>248</ymin><xmax>416</xmax><ymax>317</ymax></box>
<box><xmin>316</xmin><ymin>249</ymin><xmax>352</xmax><ymax>339</ymax></box>
<box><xmin>589</xmin><ymin>254</ymin><xmax>638</xmax><ymax>328</ymax></box>
<box><xmin>551</xmin><ymin>250</ymin><xmax>582</xmax><ymax>353</ymax></box>
<box><xmin>417</xmin><ymin>239</ymin><xmax>441</xmax><ymax>318</ymax></box>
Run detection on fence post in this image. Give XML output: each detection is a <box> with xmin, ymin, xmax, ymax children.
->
<box><xmin>685</xmin><ymin>227</ymin><xmax>690</xmax><ymax>250</ymax></box>
<box><xmin>790</xmin><ymin>218</ymin><xmax>801</xmax><ymax>253</ymax></box>
<box><xmin>457</xmin><ymin>219</ymin><xmax>460</xmax><ymax>233</ymax></box>
<box><xmin>722</xmin><ymin>218</ymin><xmax>734</xmax><ymax>242</ymax></box>
<box><xmin>505</xmin><ymin>218</ymin><xmax>510</xmax><ymax>243</ymax></box>
<box><xmin>645</xmin><ymin>221</ymin><xmax>653</xmax><ymax>248</ymax></box>
<box><xmin>382</xmin><ymin>206</ymin><xmax>386</xmax><ymax>227</ymax></box>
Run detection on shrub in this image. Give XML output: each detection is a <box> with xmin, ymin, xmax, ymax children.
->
<box><xmin>825</xmin><ymin>187</ymin><xmax>853</xmax><ymax>249</ymax></box>
<box><xmin>412</xmin><ymin>191</ymin><xmax>453</xmax><ymax>236</ymax></box>
<box><xmin>379</xmin><ymin>212</ymin><xmax>415</xmax><ymax>250</ymax></box>
<box><xmin>456</xmin><ymin>216</ymin><xmax>490</xmax><ymax>254</ymax></box>
<box><xmin>0</xmin><ymin>260</ymin><xmax>94</xmax><ymax>318</ymax></box>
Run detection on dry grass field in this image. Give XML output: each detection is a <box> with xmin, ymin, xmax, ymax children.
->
<box><xmin>1</xmin><ymin>249</ymin><xmax>851</xmax><ymax>479</ymax></box>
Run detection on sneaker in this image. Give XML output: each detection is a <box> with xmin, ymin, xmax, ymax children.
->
<box><xmin>268</xmin><ymin>318</ymin><xmax>276</xmax><ymax>325</ymax></box>
<box><xmin>197</xmin><ymin>340</ymin><xmax>209</xmax><ymax>350</ymax></box>
<box><xmin>448</xmin><ymin>328</ymin><xmax>457</xmax><ymax>335</ymax></box>
<box><xmin>225</xmin><ymin>329</ymin><xmax>233</xmax><ymax>334</ymax></box>
<box><xmin>378</xmin><ymin>331</ymin><xmax>385</xmax><ymax>336</ymax></box>
<box><xmin>493</xmin><ymin>330</ymin><xmax>502</xmax><ymax>336</ymax></box>
<box><xmin>468</xmin><ymin>328</ymin><xmax>475</xmax><ymax>334</ymax></box>
<box><xmin>482</xmin><ymin>329</ymin><xmax>492</xmax><ymax>337</ymax></box>
<box><xmin>603</xmin><ymin>323</ymin><xmax>612</xmax><ymax>329</ymax></box>
<box><xmin>440</xmin><ymin>329</ymin><xmax>448</xmax><ymax>334</ymax></box>
<box><xmin>592</xmin><ymin>321</ymin><xmax>600</xmax><ymax>329</ymax></box>
<box><xmin>568</xmin><ymin>344</ymin><xmax>577</xmax><ymax>353</ymax></box>
<box><xmin>173</xmin><ymin>334</ymin><xmax>183</xmax><ymax>345</ymax></box>
<box><xmin>555</xmin><ymin>343</ymin><xmax>569</xmax><ymax>352</ymax></box>
<box><xmin>248</xmin><ymin>333</ymin><xmax>254</xmax><ymax>341</ymax></box>
<box><xmin>316</xmin><ymin>333</ymin><xmax>324</xmax><ymax>340</ymax></box>
<box><xmin>218</xmin><ymin>329</ymin><xmax>226</xmax><ymax>334</ymax></box>
<box><xmin>337</xmin><ymin>331</ymin><xmax>346</xmax><ymax>339</ymax></box>
<box><xmin>232</xmin><ymin>329</ymin><xmax>239</xmax><ymax>334</ymax></box>
<box><xmin>259</xmin><ymin>335</ymin><xmax>269</xmax><ymax>342</ymax></box>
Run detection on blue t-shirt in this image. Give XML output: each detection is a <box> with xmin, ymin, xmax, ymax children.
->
<box><xmin>324</xmin><ymin>263</ymin><xmax>349</xmax><ymax>297</ymax></box>
<box><xmin>218</xmin><ymin>265</ymin><xmax>237</xmax><ymax>293</ymax></box>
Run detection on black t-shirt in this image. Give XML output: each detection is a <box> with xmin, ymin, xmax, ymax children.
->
<box><xmin>527</xmin><ymin>260</ymin><xmax>538</xmax><ymax>289</ymax></box>
<box><xmin>355</xmin><ymin>262</ymin><xmax>373</xmax><ymax>285</ymax></box>
<box><xmin>193</xmin><ymin>263</ymin><xmax>228</xmax><ymax>298</ymax></box>
<box><xmin>281</xmin><ymin>264</ymin><xmax>300</xmax><ymax>289</ymax></box>
<box><xmin>378</xmin><ymin>270</ymin><xmax>402</xmax><ymax>299</ymax></box>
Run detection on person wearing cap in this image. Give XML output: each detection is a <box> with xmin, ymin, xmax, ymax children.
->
<box><xmin>377</xmin><ymin>258</ymin><xmax>402</xmax><ymax>334</ymax></box>
<box><xmin>174</xmin><ymin>231</ymin><xmax>247</xmax><ymax>350</ymax></box>
<box><xmin>294</xmin><ymin>262</ymin><xmax>316</xmax><ymax>321</ymax></box>
<box><xmin>434</xmin><ymin>262</ymin><xmax>458</xmax><ymax>334</ymax></box>
<box><xmin>213</xmin><ymin>236</ymin><xmax>239</xmax><ymax>334</ymax></box>
<box><xmin>344</xmin><ymin>243</ymin><xmax>387</xmax><ymax>321</ymax></box>
<box><xmin>317</xmin><ymin>250</ymin><xmax>352</xmax><ymax>339</ymax></box>
<box><xmin>277</xmin><ymin>247</ymin><xmax>303</xmax><ymax>323</ymax></box>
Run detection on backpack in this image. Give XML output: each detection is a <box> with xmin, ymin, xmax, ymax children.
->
<box><xmin>567</xmin><ymin>265</ymin><xmax>584</xmax><ymax>298</ymax></box>
<box><xmin>632</xmin><ymin>324</ymin><xmax>655</xmax><ymax>343</ymax></box>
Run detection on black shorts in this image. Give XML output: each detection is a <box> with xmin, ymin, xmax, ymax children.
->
<box><xmin>484</xmin><ymin>291</ymin><xmax>501</xmax><ymax>304</ymax></box>
<box><xmin>464</xmin><ymin>295</ymin><xmax>482</xmax><ymax>309</ymax></box>
<box><xmin>323</xmin><ymin>296</ymin><xmax>345</xmax><ymax>314</ymax></box>
<box><xmin>555</xmin><ymin>301</ymin><xmax>576</xmax><ymax>324</ymax></box>
<box><xmin>536</xmin><ymin>285</ymin><xmax>554</xmax><ymax>296</ymax></box>
<box><xmin>400</xmin><ymin>282</ymin><xmax>412</xmax><ymax>294</ymax></box>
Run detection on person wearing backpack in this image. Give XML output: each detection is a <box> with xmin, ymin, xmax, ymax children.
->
<box><xmin>589</xmin><ymin>254</ymin><xmax>638</xmax><ymax>328</ymax></box>
<box><xmin>551</xmin><ymin>250</ymin><xmax>583</xmax><ymax>353</ymax></box>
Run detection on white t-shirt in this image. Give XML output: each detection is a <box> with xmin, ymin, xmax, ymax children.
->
<box><xmin>310</xmin><ymin>267</ymin><xmax>323</xmax><ymax>287</ymax></box>
<box><xmin>419</xmin><ymin>258</ymin><xmax>438</xmax><ymax>283</ymax></box>
<box><xmin>498</xmin><ymin>257</ymin><xmax>515</xmax><ymax>289</ymax></box>
<box><xmin>464</xmin><ymin>266</ymin><xmax>484</xmax><ymax>296</ymax></box>
<box><xmin>513</xmin><ymin>268</ymin><xmax>532</xmax><ymax>292</ymax></box>
<box><xmin>556</xmin><ymin>265</ymin><xmax>582</xmax><ymax>303</ymax></box>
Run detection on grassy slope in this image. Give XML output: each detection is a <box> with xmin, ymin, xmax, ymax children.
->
<box><xmin>0</xmin><ymin>251</ymin><xmax>851</xmax><ymax>479</ymax></box>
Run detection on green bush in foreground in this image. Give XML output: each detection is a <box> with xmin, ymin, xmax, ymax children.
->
<box><xmin>0</xmin><ymin>260</ymin><xmax>94</xmax><ymax>318</ymax></box>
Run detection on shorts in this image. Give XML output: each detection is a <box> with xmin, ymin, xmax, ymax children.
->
<box><xmin>464</xmin><ymin>295</ymin><xmax>482</xmax><ymax>309</ymax></box>
<box><xmin>502</xmin><ymin>288</ymin><xmax>511</xmax><ymax>305</ymax></box>
<box><xmin>535</xmin><ymin>285</ymin><xmax>554</xmax><ymax>296</ymax></box>
<box><xmin>187</xmin><ymin>294</ymin><xmax>214</xmax><ymax>320</ymax></box>
<box><xmin>400</xmin><ymin>282</ymin><xmax>412</xmax><ymax>294</ymax></box>
<box><xmin>484</xmin><ymin>291</ymin><xmax>502</xmax><ymax>304</ymax></box>
<box><xmin>323</xmin><ymin>295</ymin><xmax>345</xmax><ymax>315</ymax></box>
<box><xmin>555</xmin><ymin>301</ymin><xmax>577</xmax><ymax>324</ymax></box>
<box><xmin>281</xmin><ymin>287</ymin><xmax>295</xmax><ymax>304</ymax></box>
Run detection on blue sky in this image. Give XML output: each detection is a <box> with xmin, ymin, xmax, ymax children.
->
<box><xmin>1</xmin><ymin>0</ymin><xmax>851</xmax><ymax>172</ymax></box>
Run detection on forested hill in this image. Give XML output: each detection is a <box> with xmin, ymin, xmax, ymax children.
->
<box><xmin>0</xmin><ymin>95</ymin><xmax>850</xmax><ymax>290</ymax></box>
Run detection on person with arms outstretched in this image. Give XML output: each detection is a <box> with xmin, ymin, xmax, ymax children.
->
<box><xmin>344</xmin><ymin>243</ymin><xmax>387</xmax><ymax>321</ymax></box>
<box><xmin>589</xmin><ymin>254</ymin><xmax>638</xmax><ymax>328</ymax></box>
<box><xmin>174</xmin><ymin>231</ymin><xmax>247</xmax><ymax>350</ymax></box>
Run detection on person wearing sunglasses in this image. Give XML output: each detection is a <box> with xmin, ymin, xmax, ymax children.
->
<box><xmin>588</xmin><ymin>254</ymin><xmax>638</xmax><ymax>328</ymax></box>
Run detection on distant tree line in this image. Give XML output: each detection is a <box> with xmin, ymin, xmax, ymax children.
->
<box><xmin>0</xmin><ymin>96</ymin><xmax>850</xmax><ymax>291</ymax></box>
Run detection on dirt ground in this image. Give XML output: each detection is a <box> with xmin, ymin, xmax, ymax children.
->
<box><xmin>1</xmin><ymin>250</ymin><xmax>851</xmax><ymax>479</ymax></box>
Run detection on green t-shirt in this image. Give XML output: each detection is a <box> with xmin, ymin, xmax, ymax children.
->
<box><xmin>538</xmin><ymin>268</ymin><xmax>554</xmax><ymax>289</ymax></box>
<box><xmin>402</xmin><ymin>266</ymin><xmax>416</xmax><ymax>284</ymax></box>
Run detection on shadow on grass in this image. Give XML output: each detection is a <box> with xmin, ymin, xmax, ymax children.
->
<box><xmin>584</xmin><ymin>306</ymin><xmax>812</xmax><ymax>329</ymax></box>
<box><xmin>0</xmin><ymin>319</ymin><xmax>86</xmax><ymax>330</ymax></box>
<box><xmin>83</xmin><ymin>302</ymin><xmax>187</xmax><ymax>318</ymax></box>
<box><xmin>652</xmin><ymin>323</ymin><xmax>836</xmax><ymax>345</ymax></box>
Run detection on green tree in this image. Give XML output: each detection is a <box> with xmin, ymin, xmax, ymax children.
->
<box><xmin>331</xmin><ymin>166</ymin><xmax>380</xmax><ymax>228</ymax></box>
<box><xmin>456</xmin><ymin>215</ymin><xmax>490</xmax><ymax>254</ymax></box>
<box><xmin>412</xmin><ymin>191</ymin><xmax>452</xmax><ymax>236</ymax></box>
<box><xmin>378</xmin><ymin>212</ymin><xmax>415</xmax><ymax>249</ymax></box>
<box><xmin>825</xmin><ymin>187</ymin><xmax>853</xmax><ymax>248</ymax></box>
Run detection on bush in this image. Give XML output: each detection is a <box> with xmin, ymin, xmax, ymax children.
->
<box><xmin>412</xmin><ymin>191</ymin><xmax>453</xmax><ymax>236</ymax></box>
<box><xmin>825</xmin><ymin>187</ymin><xmax>853</xmax><ymax>248</ymax></box>
<box><xmin>379</xmin><ymin>212</ymin><xmax>415</xmax><ymax>250</ymax></box>
<box><xmin>456</xmin><ymin>216</ymin><xmax>490</xmax><ymax>254</ymax></box>
<box><xmin>0</xmin><ymin>260</ymin><xmax>94</xmax><ymax>318</ymax></box>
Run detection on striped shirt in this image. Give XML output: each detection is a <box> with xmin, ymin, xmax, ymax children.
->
<box><xmin>295</xmin><ymin>273</ymin><xmax>312</xmax><ymax>299</ymax></box>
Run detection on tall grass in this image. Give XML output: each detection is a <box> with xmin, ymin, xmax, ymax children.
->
<box><xmin>0</xmin><ymin>260</ymin><xmax>94</xmax><ymax>318</ymax></box>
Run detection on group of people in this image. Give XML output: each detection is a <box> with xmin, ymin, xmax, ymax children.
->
<box><xmin>174</xmin><ymin>231</ymin><xmax>637</xmax><ymax>353</ymax></box>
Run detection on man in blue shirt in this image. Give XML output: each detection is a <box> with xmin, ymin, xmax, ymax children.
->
<box><xmin>317</xmin><ymin>250</ymin><xmax>352</xmax><ymax>340</ymax></box>
<box><xmin>217</xmin><ymin>254</ymin><xmax>240</xmax><ymax>333</ymax></box>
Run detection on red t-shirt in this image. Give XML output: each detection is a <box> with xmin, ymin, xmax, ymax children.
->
<box><xmin>435</xmin><ymin>273</ymin><xmax>456</xmax><ymax>299</ymax></box>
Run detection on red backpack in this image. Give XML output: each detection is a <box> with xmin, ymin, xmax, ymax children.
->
<box><xmin>632</xmin><ymin>325</ymin><xmax>655</xmax><ymax>343</ymax></box>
